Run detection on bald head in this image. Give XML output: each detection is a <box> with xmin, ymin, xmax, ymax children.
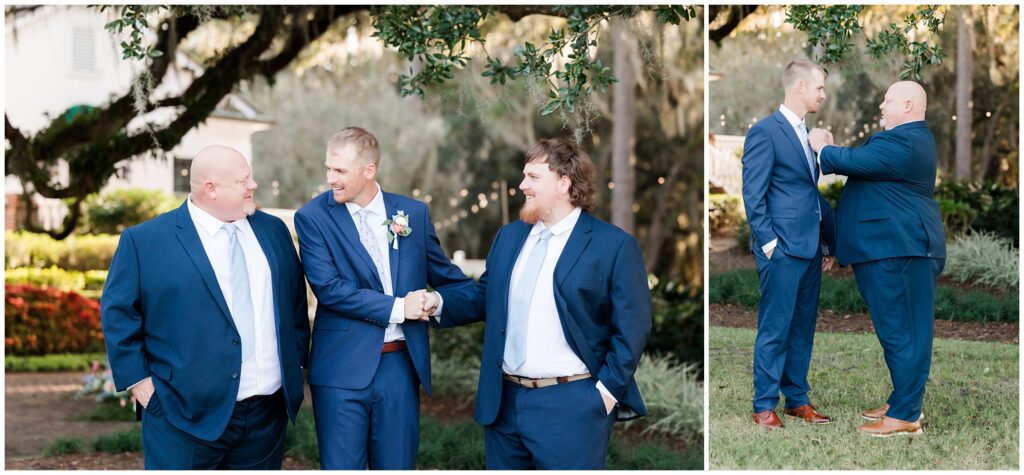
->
<box><xmin>879</xmin><ymin>81</ymin><xmax>928</xmax><ymax>130</ymax></box>
<box><xmin>189</xmin><ymin>145</ymin><xmax>257</xmax><ymax>222</ymax></box>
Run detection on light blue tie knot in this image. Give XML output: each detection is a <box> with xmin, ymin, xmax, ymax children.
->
<box><xmin>504</xmin><ymin>228</ymin><xmax>554</xmax><ymax>371</ymax></box>
<box><xmin>224</xmin><ymin>222</ymin><xmax>255</xmax><ymax>361</ymax></box>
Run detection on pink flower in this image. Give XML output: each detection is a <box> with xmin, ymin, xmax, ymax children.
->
<box><xmin>391</xmin><ymin>223</ymin><xmax>406</xmax><ymax>235</ymax></box>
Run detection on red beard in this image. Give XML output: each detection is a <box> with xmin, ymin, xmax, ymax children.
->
<box><xmin>519</xmin><ymin>201</ymin><xmax>542</xmax><ymax>224</ymax></box>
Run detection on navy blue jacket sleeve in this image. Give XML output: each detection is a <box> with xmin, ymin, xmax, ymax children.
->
<box><xmin>100</xmin><ymin>229</ymin><xmax>150</xmax><ymax>392</ymax></box>
<box><xmin>597</xmin><ymin>236</ymin><xmax>653</xmax><ymax>403</ymax></box>
<box><xmin>741</xmin><ymin>125</ymin><xmax>779</xmax><ymax>249</ymax></box>
<box><xmin>293</xmin><ymin>210</ymin><xmax>395</xmax><ymax>328</ymax></box>
<box><xmin>819</xmin><ymin>133</ymin><xmax>911</xmax><ymax>180</ymax></box>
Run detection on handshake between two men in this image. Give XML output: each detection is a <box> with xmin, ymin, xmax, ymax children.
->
<box><xmin>402</xmin><ymin>289</ymin><xmax>439</xmax><ymax>321</ymax></box>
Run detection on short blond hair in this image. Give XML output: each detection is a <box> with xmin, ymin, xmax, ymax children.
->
<box><xmin>326</xmin><ymin>127</ymin><xmax>380</xmax><ymax>165</ymax></box>
<box><xmin>782</xmin><ymin>59</ymin><xmax>825</xmax><ymax>91</ymax></box>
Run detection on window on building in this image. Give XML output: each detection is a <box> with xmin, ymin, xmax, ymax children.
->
<box><xmin>174</xmin><ymin>157</ymin><xmax>192</xmax><ymax>194</ymax></box>
<box><xmin>71</xmin><ymin>27</ymin><xmax>96</xmax><ymax>72</ymax></box>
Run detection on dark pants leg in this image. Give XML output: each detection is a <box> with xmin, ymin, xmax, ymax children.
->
<box><xmin>312</xmin><ymin>350</ymin><xmax>419</xmax><ymax>470</ymax></box>
<box><xmin>752</xmin><ymin>245</ymin><xmax>821</xmax><ymax>412</ymax></box>
<box><xmin>485</xmin><ymin>378</ymin><xmax>616</xmax><ymax>470</ymax></box>
<box><xmin>853</xmin><ymin>257</ymin><xmax>943</xmax><ymax>422</ymax></box>
<box><xmin>141</xmin><ymin>390</ymin><xmax>287</xmax><ymax>470</ymax></box>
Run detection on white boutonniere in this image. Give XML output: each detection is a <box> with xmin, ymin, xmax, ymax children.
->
<box><xmin>383</xmin><ymin>210</ymin><xmax>412</xmax><ymax>250</ymax></box>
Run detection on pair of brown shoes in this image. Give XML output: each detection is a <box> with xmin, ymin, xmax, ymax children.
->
<box><xmin>858</xmin><ymin>403</ymin><xmax>924</xmax><ymax>437</ymax></box>
<box><xmin>753</xmin><ymin>404</ymin><xmax>832</xmax><ymax>429</ymax></box>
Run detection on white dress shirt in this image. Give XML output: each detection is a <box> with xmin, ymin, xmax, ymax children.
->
<box><xmin>504</xmin><ymin>207</ymin><xmax>615</xmax><ymax>402</ymax></box>
<box><xmin>188</xmin><ymin>198</ymin><xmax>281</xmax><ymax>400</ymax></box>
<box><xmin>344</xmin><ymin>184</ymin><xmax>443</xmax><ymax>343</ymax></box>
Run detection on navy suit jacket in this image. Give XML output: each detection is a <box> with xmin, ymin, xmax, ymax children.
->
<box><xmin>819</xmin><ymin>120</ymin><xmax>946</xmax><ymax>265</ymax></box>
<box><xmin>436</xmin><ymin>212</ymin><xmax>653</xmax><ymax>425</ymax></box>
<box><xmin>742</xmin><ymin>110</ymin><xmax>837</xmax><ymax>258</ymax></box>
<box><xmin>101</xmin><ymin>202</ymin><xmax>310</xmax><ymax>442</ymax></box>
<box><xmin>293</xmin><ymin>190</ymin><xmax>474</xmax><ymax>394</ymax></box>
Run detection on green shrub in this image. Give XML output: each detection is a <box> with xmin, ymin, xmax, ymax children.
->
<box><xmin>935</xmin><ymin>181</ymin><xmax>1019</xmax><ymax>245</ymax></box>
<box><xmin>5</xmin><ymin>231</ymin><xmax>120</xmax><ymax>271</ymax></box>
<box><xmin>430</xmin><ymin>354</ymin><xmax>480</xmax><ymax>398</ymax></box>
<box><xmin>625</xmin><ymin>355</ymin><xmax>703</xmax><ymax>439</ymax></box>
<box><xmin>648</xmin><ymin>279</ymin><xmax>702</xmax><ymax>367</ymax></box>
<box><xmin>5</xmin><ymin>284</ymin><xmax>104</xmax><ymax>356</ymax></box>
<box><xmin>945</xmin><ymin>232</ymin><xmax>1019</xmax><ymax>290</ymax></box>
<box><xmin>710</xmin><ymin>269</ymin><xmax>1018</xmax><ymax>323</ymax></box>
<box><xmin>5</xmin><ymin>353</ymin><xmax>106</xmax><ymax>372</ymax></box>
<box><xmin>819</xmin><ymin>181</ymin><xmax>844</xmax><ymax>209</ymax></box>
<box><xmin>734</xmin><ymin>216</ymin><xmax>751</xmax><ymax>250</ymax></box>
<box><xmin>709</xmin><ymin>194</ymin><xmax>743</xmax><ymax>236</ymax></box>
<box><xmin>93</xmin><ymin>427</ymin><xmax>142</xmax><ymax>453</ymax></box>
<box><xmin>85</xmin><ymin>188</ymin><xmax>178</xmax><ymax>235</ymax></box>
<box><xmin>5</xmin><ymin>266</ymin><xmax>86</xmax><ymax>290</ymax></box>
<box><xmin>43</xmin><ymin>437</ymin><xmax>85</xmax><ymax>456</ymax></box>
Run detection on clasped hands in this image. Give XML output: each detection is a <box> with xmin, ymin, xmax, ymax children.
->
<box><xmin>807</xmin><ymin>127</ymin><xmax>834</xmax><ymax>154</ymax></box>
<box><xmin>403</xmin><ymin>289</ymin><xmax>438</xmax><ymax>321</ymax></box>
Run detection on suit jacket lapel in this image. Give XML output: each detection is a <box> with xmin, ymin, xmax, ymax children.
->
<box><xmin>174</xmin><ymin>203</ymin><xmax>235</xmax><ymax>331</ymax></box>
<box><xmin>326</xmin><ymin>194</ymin><xmax>384</xmax><ymax>291</ymax></box>
<box><xmin>774</xmin><ymin>111</ymin><xmax>816</xmax><ymax>184</ymax></box>
<box><xmin>554</xmin><ymin>212</ymin><xmax>593</xmax><ymax>286</ymax></box>
<box><xmin>383</xmin><ymin>192</ymin><xmax>400</xmax><ymax>293</ymax></box>
<box><xmin>249</xmin><ymin>217</ymin><xmax>281</xmax><ymax>329</ymax></box>
<box><xmin>500</xmin><ymin>224</ymin><xmax>532</xmax><ymax>326</ymax></box>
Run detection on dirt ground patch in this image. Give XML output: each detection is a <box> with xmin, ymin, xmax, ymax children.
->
<box><xmin>4</xmin><ymin>452</ymin><xmax>315</xmax><ymax>470</ymax></box>
<box><xmin>711</xmin><ymin>303</ymin><xmax>1019</xmax><ymax>344</ymax></box>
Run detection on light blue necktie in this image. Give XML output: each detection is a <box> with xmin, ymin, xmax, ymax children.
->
<box><xmin>357</xmin><ymin>209</ymin><xmax>387</xmax><ymax>288</ymax></box>
<box><xmin>224</xmin><ymin>223</ymin><xmax>255</xmax><ymax>361</ymax></box>
<box><xmin>504</xmin><ymin>229</ymin><xmax>553</xmax><ymax>371</ymax></box>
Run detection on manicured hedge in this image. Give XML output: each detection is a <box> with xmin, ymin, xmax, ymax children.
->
<box><xmin>5</xmin><ymin>284</ymin><xmax>105</xmax><ymax>356</ymax></box>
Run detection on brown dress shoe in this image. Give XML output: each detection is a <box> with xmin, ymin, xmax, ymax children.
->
<box><xmin>783</xmin><ymin>404</ymin><xmax>832</xmax><ymax>424</ymax></box>
<box><xmin>752</xmin><ymin>410</ymin><xmax>784</xmax><ymax>429</ymax></box>
<box><xmin>858</xmin><ymin>416</ymin><xmax>923</xmax><ymax>437</ymax></box>
<box><xmin>861</xmin><ymin>404</ymin><xmax>924</xmax><ymax>422</ymax></box>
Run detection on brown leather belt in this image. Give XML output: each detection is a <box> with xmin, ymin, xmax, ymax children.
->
<box><xmin>382</xmin><ymin>340</ymin><xmax>407</xmax><ymax>353</ymax></box>
<box><xmin>502</xmin><ymin>372</ymin><xmax>591</xmax><ymax>389</ymax></box>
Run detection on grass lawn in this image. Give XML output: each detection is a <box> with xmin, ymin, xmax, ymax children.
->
<box><xmin>709</xmin><ymin>326</ymin><xmax>1019</xmax><ymax>470</ymax></box>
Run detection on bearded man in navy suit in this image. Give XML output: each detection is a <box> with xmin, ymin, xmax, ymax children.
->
<box><xmin>741</xmin><ymin>59</ymin><xmax>838</xmax><ymax>430</ymax></box>
<box><xmin>102</xmin><ymin>146</ymin><xmax>310</xmax><ymax>469</ymax></box>
<box><xmin>809</xmin><ymin>81</ymin><xmax>946</xmax><ymax>437</ymax></box>
<box><xmin>435</xmin><ymin>138</ymin><xmax>652</xmax><ymax>469</ymax></box>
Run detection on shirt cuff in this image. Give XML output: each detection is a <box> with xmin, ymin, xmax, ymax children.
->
<box><xmin>596</xmin><ymin>381</ymin><xmax>617</xmax><ymax>403</ymax></box>
<box><xmin>389</xmin><ymin>297</ymin><xmax>405</xmax><ymax>324</ymax></box>
<box><xmin>431</xmin><ymin>292</ymin><xmax>444</xmax><ymax>316</ymax></box>
<box><xmin>127</xmin><ymin>377</ymin><xmax>148</xmax><ymax>391</ymax></box>
<box><xmin>761</xmin><ymin>238</ymin><xmax>778</xmax><ymax>255</ymax></box>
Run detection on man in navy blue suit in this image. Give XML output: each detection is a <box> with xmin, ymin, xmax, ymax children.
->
<box><xmin>102</xmin><ymin>146</ymin><xmax>310</xmax><ymax>469</ymax></box>
<box><xmin>435</xmin><ymin>138</ymin><xmax>652</xmax><ymax>469</ymax></box>
<box><xmin>809</xmin><ymin>81</ymin><xmax>946</xmax><ymax>437</ymax></box>
<box><xmin>293</xmin><ymin>127</ymin><xmax>475</xmax><ymax>469</ymax></box>
<box><xmin>741</xmin><ymin>59</ymin><xmax>837</xmax><ymax>430</ymax></box>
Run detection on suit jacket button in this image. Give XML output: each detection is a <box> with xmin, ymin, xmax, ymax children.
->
<box><xmin>232</xmin><ymin>373</ymin><xmax>239</xmax><ymax>379</ymax></box>
<box><xmin>232</xmin><ymin>339</ymin><xmax>239</xmax><ymax>345</ymax></box>
<box><xmin>496</xmin><ymin>361</ymin><xmax>502</xmax><ymax>367</ymax></box>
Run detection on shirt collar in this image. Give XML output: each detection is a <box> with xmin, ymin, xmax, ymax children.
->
<box><xmin>778</xmin><ymin>104</ymin><xmax>805</xmax><ymax>130</ymax></box>
<box><xmin>187</xmin><ymin>195</ymin><xmax>252</xmax><ymax>237</ymax></box>
<box><xmin>529</xmin><ymin>207</ymin><xmax>582</xmax><ymax>238</ymax></box>
<box><xmin>345</xmin><ymin>183</ymin><xmax>386</xmax><ymax>220</ymax></box>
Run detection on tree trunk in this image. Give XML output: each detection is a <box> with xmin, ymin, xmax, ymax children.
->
<box><xmin>610</xmin><ymin>16</ymin><xmax>637</xmax><ymax>235</ymax></box>
<box><xmin>955</xmin><ymin>6</ymin><xmax>974</xmax><ymax>180</ymax></box>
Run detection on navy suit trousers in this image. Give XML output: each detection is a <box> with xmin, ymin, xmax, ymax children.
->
<box><xmin>311</xmin><ymin>349</ymin><xmax>420</xmax><ymax>469</ymax></box>
<box><xmin>752</xmin><ymin>245</ymin><xmax>822</xmax><ymax>413</ymax></box>
<box><xmin>853</xmin><ymin>257</ymin><xmax>944</xmax><ymax>422</ymax></box>
<box><xmin>141</xmin><ymin>390</ymin><xmax>287</xmax><ymax>469</ymax></box>
<box><xmin>484</xmin><ymin>377</ymin><xmax>616</xmax><ymax>469</ymax></box>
